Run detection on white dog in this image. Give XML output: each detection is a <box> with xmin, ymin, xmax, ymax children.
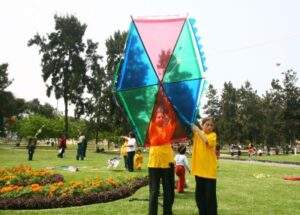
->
<box><xmin>107</xmin><ymin>157</ymin><xmax>121</xmax><ymax>169</ymax></box>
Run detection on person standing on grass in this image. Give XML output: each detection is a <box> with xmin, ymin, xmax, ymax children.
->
<box><xmin>120</xmin><ymin>138</ymin><xmax>128</xmax><ymax>170</ymax></box>
<box><xmin>191</xmin><ymin>117</ymin><xmax>218</xmax><ymax>215</ymax></box>
<box><xmin>121</xmin><ymin>131</ymin><xmax>137</xmax><ymax>172</ymax></box>
<box><xmin>174</xmin><ymin>144</ymin><xmax>190</xmax><ymax>193</ymax></box>
<box><xmin>28</xmin><ymin>138</ymin><xmax>36</xmax><ymax>161</ymax></box>
<box><xmin>148</xmin><ymin>104</ymin><xmax>176</xmax><ymax>215</ymax></box>
<box><xmin>57</xmin><ymin>135</ymin><xmax>67</xmax><ymax>158</ymax></box>
<box><xmin>134</xmin><ymin>149</ymin><xmax>144</xmax><ymax>170</ymax></box>
<box><xmin>247</xmin><ymin>143</ymin><xmax>255</xmax><ymax>160</ymax></box>
<box><xmin>83</xmin><ymin>137</ymin><xmax>88</xmax><ymax>158</ymax></box>
<box><xmin>76</xmin><ymin>132</ymin><xmax>85</xmax><ymax>160</ymax></box>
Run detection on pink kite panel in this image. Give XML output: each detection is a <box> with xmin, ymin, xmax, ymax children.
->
<box><xmin>134</xmin><ymin>17</ymin><xmax>186</xmax><ymax>81</ymax></box>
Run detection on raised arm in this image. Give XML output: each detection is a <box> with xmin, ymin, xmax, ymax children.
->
<box><xmin>191</xmin><ymin>123</ymin><xmax>208</xmax><ymax>144</ymax></box>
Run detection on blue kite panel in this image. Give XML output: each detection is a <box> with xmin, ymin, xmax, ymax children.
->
<box><xmin>163</xmin><ymin>79</ymin><xmax>202</xmax><ymax>125</ymax></box>
<box><xmin>117</xmin><ymin>23</ymin><xmax>158</xmax><ymax>91</ymax></box>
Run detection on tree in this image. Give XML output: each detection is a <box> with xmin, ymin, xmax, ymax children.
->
<box><xmin>104</xmin><ymin>30</ymin><xmax>129</xmax><ymax>134</ymax></box>
<box><xmin>0</xmin><ymin>63</ymin><xmax>25</xmax><ymax>136</ymax></box>
<box><xmin>281</xmin><ymin>69</ymin><xmax>300</xmax><ymax>144</ymax></box>
<box><xmin>237</xmin><ymin>81</ymin><xmax>264</xmax><ymax>144</ymax></box>
<box><xmin>218</xmin><ymin>82</ymin><xmax>239</xmax><ymax>145</ymax></box>
<box><xmin>25</xmin><ymin>99</ymin><xmax>56</xmax><ymax>118</ymax></box>
<box><xmin>202</xmin><ymin>84</ymin><xmax>221</xmax><ymax>142</ymax></box>
<box><xmin>261</xmin><ymin>91</ymin><xmax>283</xmax><ymax>147</ymax></box>
<box><xmin>203</xmin><ymin>84</ymin><xmax>220</xmax><ymax>120</ymax></box>
<box><xmin>0</xmin><ymin>63</ymin><xmax>12</xmax><ymax>91</ymax></box>
<box><xmin>84</xmin><ymin>39</ymin><xmax>105</xmax><ymax>149</ymax></box>
<box><xmin>0</xmin><ymin>91</ymin><xmax>26</xmax><ymax>136</ymax></box>
<box><xmin>28</xmin><ymin>14</ymin><xmax>97</xmax><ymax>138</ymax></box>
<box><xmin>261</xmin><ymin>69</ymin><xmax>300</xmax><ymax>147</ymax></box>
<box><xmin>15</xmin><ymin>114</ymin><xmax>86</xmax><ymax>140</ymax></box>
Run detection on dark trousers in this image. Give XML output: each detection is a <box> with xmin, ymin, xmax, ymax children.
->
<box><xmin>83</xmin><ymin>143</ymin><xmax>87</xmax><ymax>157</ymax></box>
<box><xmin>58</xmin><ymin>148</ymin><xmax>65</xmax><ymax>158</ymax></box>
<box><xmin>195</xmin><ymin>176</ymin><xmax>217</xmax><ymax>215</ymax></box>
<box><xmin>28</xmin><ymin>151</ymin><xmax>34</xmax><ymax>161</ymax></box>
<box><xmin>149</xmin><ymin>165</ymin><xmax>174</xmax><ymax>215</ymax></box>
<box><xmin>123</xmin><ymin>156</ymin><xmax>128</xmax><ymax>169</ymax></box>
<box><xmin>127</xmin><ymin>151</ymin><xmax>135</xmax><ymax>172</ymax></box>
<box><xmin>76</xmin><ymin>146</ymin><xmax>84</xmax><ymax>160</ymax></box>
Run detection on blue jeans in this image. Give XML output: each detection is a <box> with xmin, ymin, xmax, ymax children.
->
<box><xmin>76</xmin><ymin>145</ymin><xmax>84</xmax><ymax>160</ymax></box>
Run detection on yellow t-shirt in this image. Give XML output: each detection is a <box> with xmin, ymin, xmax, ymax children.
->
<box><xmin>191</xmin><ymin>130</ymin><xmax>217</xmax><ymax>179</ymax></box>
<box><xmin>134</xmin><ymin>153</ymin><xmax>144</xmax><ymax>169</ymax></box>
<box><xmin>121</xmin><ymin>141</ymin><xmax>128</xmax><ymax>156</ymax></box>
<box><xmin>148</xmin><ymin>144</ymin><xmax>174</xmax><ymax>168</ymax></box>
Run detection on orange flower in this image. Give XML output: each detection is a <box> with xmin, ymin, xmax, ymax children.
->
<box><xmin>56</xmin><ymin>181</ymin><xmax>64</xmax><ymax>187</ymax></box>
<box><xmin>1</xmin><ymin>185</ymin><xmax>23</xmax><ymax>194</ymax></box>
<box><xmin>71</xmin><ymin>182</ymin><xmax>82</xmax><ymax>189</ymax></box>
<box><xmin>30</xmin><ymin>183</ymin><xmax>40</xmax><ymax>188</ymax></box>
<box><xmin>30</xmin><ymin>184</ymin><xmax>42</xmax><ymax>192</ymax></box>
<box><xmin>32</xmin><ymin>186</ymin><xmax>42</xmax><ymax>192</ymax></box>
<box><xmin>107</xmin><ymin>178</ymin><xmax>118</xmax><ymax>187</ymax></box>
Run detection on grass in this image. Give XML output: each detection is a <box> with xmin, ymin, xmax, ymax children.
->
<box><xmin>0</xmin><ymin>143</ymin><xmax>300</xmax><ymax>215</ymax></box>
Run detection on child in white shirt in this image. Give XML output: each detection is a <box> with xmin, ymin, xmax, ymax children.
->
<box><xmin>174</xmin><ymin>144</ymin><xmax>190</xmax><ymax>193</ymax></box>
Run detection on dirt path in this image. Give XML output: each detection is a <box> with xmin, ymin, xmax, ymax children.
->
<box><xmin>220</xmin><ymin>157</ymin><xmax>300</xmax><ymax>167</ymax></box>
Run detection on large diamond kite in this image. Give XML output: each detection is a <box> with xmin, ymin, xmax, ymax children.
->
<box><xmin>113</xmin><ymin>16</ymin><xmax>208</xmax><ymax>146</ymax></box>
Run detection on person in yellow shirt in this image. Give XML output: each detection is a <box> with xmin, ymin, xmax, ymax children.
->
<box><xmin>191</xmin><ymin>117</ymin><xmax>218</xmax><ymax>215</ymax></box>
<box><xmin>148</xmin><ymin>102</ymin><xmax>176</xmax><ymax>215</ymax></box>
<box><xmin>134</xmin><ymin>149</ymin><xmax>143</xmax><ymax>170</ymax></box>
<box><xmin>120</xmin><ymin>139</ymin><xmax>128</xmax><ymax>170</ymax></box>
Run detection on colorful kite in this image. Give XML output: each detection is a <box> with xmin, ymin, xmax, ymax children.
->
<box><xmin>113</xmin><ymin>16</ymin><xmax>208</xmax><ymax>146</ymax></box>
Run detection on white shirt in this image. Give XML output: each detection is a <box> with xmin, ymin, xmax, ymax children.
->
<box><xmin>78</xmin><ymin>135</ymin><xmax>85</xmax><ymax>143</ymax></box>
<box><xmin>126</xmin><ymin>138</ymin><xmax>136</xmax><ymax>152</ymax></box>
<box><xmin>174</xmin><ymin>154</ymin><xmax>190</xmax><ymax>172</ymax></box>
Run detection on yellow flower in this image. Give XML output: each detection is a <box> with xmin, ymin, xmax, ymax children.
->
<box><xmin>50</xmin><ymin>186</ymin><xmax>56</xmax><ymax>193</ymax></box>
<box><xmin>61</xmin><ymin>193</ymin><xmax>68</xmax><ymax>198</ymax></box>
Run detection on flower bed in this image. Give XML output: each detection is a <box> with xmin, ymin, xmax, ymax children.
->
<box><xmin>0</xmin><ymin>165</ymin><xmax>148</xmax><ymax>210</ymax></box>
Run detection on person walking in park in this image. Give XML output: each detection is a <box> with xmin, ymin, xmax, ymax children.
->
<box><xmin>247</xmin><ymin>143</ymin><xmax>255</xmax><ymax>160</ymax></box>
<box><xmin>191</xmin><ymin>117</ymin><xmax>218</xmax><ymax>215</ymax></box>
<box><xmin>121</xmin><ymin>131</ymin><xmax>137</xmax><ymax>172</ymax></box>
<box><xmin>57</xmin><ymin>135</ymin><xmax>67</xmax><ymax>158</ymax></box>
<box><xmin>148</xmin><ymin>104</ymin><xmax>176</xmax><ymax>215</ymax></box>
<box><xmin>174</xmin><ymin>144</ymin><xmax>190</xmax><ymax>193</ymax></box>
<box><xmin>76</xmin><ymin>132</ymin><xmax>85</xmax><ymax>160</ymax></box>
<box><xmin>28</xmin><ymin>138</ymin><xmax>36</xmax><ymax>161</ymax></box>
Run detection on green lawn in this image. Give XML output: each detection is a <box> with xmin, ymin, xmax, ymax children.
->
<box><xmin>0</xmin><ymin>144</ymin><xmax>299</xmax><ymax>215</ymax></box>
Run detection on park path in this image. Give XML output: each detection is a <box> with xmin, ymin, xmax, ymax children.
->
<box><xmin>220</xmin><ymin>156</ymin><xmax>300</xmax><ymax>167</ymax></box>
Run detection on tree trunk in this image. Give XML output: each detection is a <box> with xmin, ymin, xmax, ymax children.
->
<box><xmin>64</xmin><ymin>96</ymin><xmax>69</xmax><ymax>139</ymax></box>
<box><xmin>95</xmin><ymin>131</ymin><xmax>99</xmax><ymax>152</ymax></box>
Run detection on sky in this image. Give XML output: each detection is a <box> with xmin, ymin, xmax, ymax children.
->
<box><xmin>1</xmin><ymin>0</ymin><xmax>300</xmax><ymax>114</ymax></box>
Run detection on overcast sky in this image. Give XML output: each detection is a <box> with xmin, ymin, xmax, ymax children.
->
<box><xmin>1</xmin><ymin>0</ymin><xmax>299</xmax><ymax>114</ymax></box>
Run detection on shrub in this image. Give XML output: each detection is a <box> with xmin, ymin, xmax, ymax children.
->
<box><xmin>0</xmin><ymin>165</ymin><xmax>148</xmax><ymax>209</ymax></box>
